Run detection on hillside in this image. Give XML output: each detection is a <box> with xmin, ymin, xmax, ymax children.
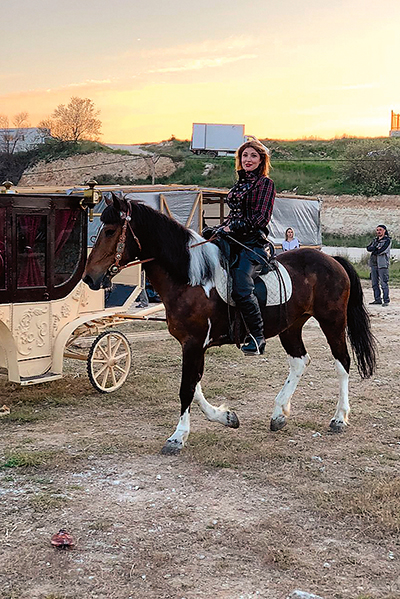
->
<box><xmin>3</xmin><ymin>136</ymin><xmax>400</xmax><ymax>240</ymax></box>
<box><xmin>4</xmin><ymin>135</ymin><xmax>400</xmax><ymax>192</ymax></box>
<box><xmin>318</xmin><ymin>193</ymin><xmax>400</xmax><ymax>239</ymax></box>
<box><xmin>141</xmin><ymin>136</ymin><xmax>400</xmax><ymax>196</ymax></box>
<box><xmin>18</xmin><ymin>151</ymin><xmax>178</xmax><ymax>187</ymax></box>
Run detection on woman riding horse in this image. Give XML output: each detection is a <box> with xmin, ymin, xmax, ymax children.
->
<box><xmin>83</xmin><ymin>194</ymin><xmax>376</xmax><ymax>455</ymax></box>
<box><xmin>221</xmin><ymin>139</ymin><xmax>275</xmax><ymax>356</ymax></box>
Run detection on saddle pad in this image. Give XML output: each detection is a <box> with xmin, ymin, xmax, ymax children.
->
<box><xmin>215</xmin><ymin>262</ymin><xmax>292</xmax><ymax>307</ymax></box>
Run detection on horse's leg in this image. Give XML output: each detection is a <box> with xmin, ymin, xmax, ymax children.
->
<box><xmin>194</xmin><ymin>382</ymin><xmax>239</xmax><ymax>429</ymax></box>
<box><xmin>161</xmin><ymin>342</ymin><xmax>240</xmax><ymax>455</ymax></box>
<box><xmin>161</xmin><ymin>342</ymin><xmax>205</xmax><ymax>455</ymax></box>
<box><xmin>317</xmin><ymin>317</ymin><xmax>351</xmax><ymax>432</ymax></box>
<box><xmin>161</xmin><ymin>408</ymin><xmax>191</xmax><ymax>455</ymax></box>
<box><xmin>270</xmin><ymin>318</ymin><xmax>311</xmax><ymax>431</ymax></box>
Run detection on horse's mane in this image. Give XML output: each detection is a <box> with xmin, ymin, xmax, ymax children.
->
<box><xmin>101</xmin><ymin>200</ymin><xmax>221</xmax><ymax>288</ymax></box>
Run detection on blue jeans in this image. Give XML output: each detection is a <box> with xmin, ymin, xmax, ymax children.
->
<box><xmin>371</xmin><ymin>266</ymin><xmax>389</xmax><ymax>303</ymax></box>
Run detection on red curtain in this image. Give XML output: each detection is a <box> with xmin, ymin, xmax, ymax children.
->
<box><xmin>16</xmin><ymin>209</ymin><xmax>78</xmax><ymax>288</ymax></box>
<box><xmin>0</xmin><ymin>208</ymin><xmax>5</xmax><ymax>288</ymax></box>
<box><xmin>18</xmin><ymin>216</ymin><xmax>45</xmax><ymax>287</ymax></box>
<box><xmin>55</xmin><ymin>209</ymin><xmax>78</xmax><ymax>256</ymax></box>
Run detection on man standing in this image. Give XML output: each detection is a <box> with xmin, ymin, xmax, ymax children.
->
<box><xmin>366</xmin><ymin>224</ymin><xmax>391</xmax><ymax>306</ymax></box>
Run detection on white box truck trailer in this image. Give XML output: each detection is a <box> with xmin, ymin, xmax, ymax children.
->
<box><xmin>190</xmin><ymin>123</ymin><xmax>245</xmax><ymax>157</ymax></box>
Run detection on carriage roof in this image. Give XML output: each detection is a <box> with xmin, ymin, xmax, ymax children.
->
<box><xmin>3</xmin><ymin>182</ymin><xmax>322</xmax><ymax>249</ymax></box>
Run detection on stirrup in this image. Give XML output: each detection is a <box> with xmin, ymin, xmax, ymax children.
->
<box><xmin>241</xmin><ymin>334</ymin><xmax>266</xmax><ymax>356</ymax></box>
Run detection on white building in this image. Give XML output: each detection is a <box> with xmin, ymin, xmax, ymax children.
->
<box><xmin>0</xmin><ymin>127</ymin><xmax>50</xmax><ymax>153</ymax></box>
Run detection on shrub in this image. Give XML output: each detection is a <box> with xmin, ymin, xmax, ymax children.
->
<box><xmin>338</xmin><ymin>140</ymin><xmax>400</xmax><ymax>194</ymax></box>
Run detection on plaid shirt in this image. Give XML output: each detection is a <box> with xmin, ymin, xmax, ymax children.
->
<box><xmin>225</xmin><ymin>171</ymin><xmax>275</xmax><ymax>234</ymax></box>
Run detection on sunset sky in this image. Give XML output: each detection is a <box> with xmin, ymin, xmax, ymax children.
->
<box><xmin>2</xmin><ymin>0</ymin><xmax>400</xmax><ymax>143</ymax></box>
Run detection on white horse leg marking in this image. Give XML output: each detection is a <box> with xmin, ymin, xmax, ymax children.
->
<box><xmin>330</xmin><ymin>360</ymin><xmax>350</xmax><ymax>430</ymax></box>
<box><xmin>166</xmin><ymin>408</ymin><xmax>190</xmax><ymax>449</ymax></box>
<box><xmin>203</xmin><ymin>319</ymin><xmax>212</xmax><ymax>348</ymax></box>
<box><xmin>194</xmin><ymin>383</ymin><xmax>239</xmax><ymax>428</ymax></box>
<box><xmin>271</xmin><ymin>354</ymin><xmax>310</xmax><ymax>430</ymax></box>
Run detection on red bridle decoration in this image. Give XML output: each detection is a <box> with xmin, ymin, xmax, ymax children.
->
<box><xmin>108</xmin><ymin>203</ymin><xmax>148</xmax><ymax>277</ymax></box>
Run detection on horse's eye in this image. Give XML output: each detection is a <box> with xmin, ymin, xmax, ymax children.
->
<box><xmin>104</xmin><ymin>228</ymin><xmax>116</xmax><ymax>238</ymax></box>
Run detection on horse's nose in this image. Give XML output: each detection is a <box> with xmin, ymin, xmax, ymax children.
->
<box><xmin>82</xmin><ymin>274</ymin><xmax>99</xmax><ymax>290</ymax></box>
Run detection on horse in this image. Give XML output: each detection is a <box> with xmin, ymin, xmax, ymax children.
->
<box><xmin>83</xmin><ymin>194</ymin><xmax>377</xmax><ymax>455</ymax></box>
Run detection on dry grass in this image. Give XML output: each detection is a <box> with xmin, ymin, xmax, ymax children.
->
<box><xmin>316</xmin><ymin>477</ymin><xmax>400</xmax><ymax>535</ymax></box>
<box><xmin>29</xmin><ymin>492</ymin><xmax>69</xmax><ymax>512</ymax></box>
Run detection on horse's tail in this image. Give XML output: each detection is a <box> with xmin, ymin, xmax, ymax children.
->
<box><xmin>333</xmin><ymin>256</ymin><xmax>377</xmax><ymax>378</ymax></box>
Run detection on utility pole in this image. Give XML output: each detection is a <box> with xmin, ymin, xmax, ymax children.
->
<box><xmin>145</xmin><ymin>154</ymin><xmax>161</xmax><ymax>185</ymax></box>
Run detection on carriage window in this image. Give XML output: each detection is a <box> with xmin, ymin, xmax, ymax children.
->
<box><xmin>54</xmin><ymin>208</ymin><xmax>82</xmax><ymax>286</ymax></box>
<box><xmin>17</xmin><ymin>215</ymin><xmax>47</xmax><ymax>288</ymax></box>
<box><xmin>0</xmin><ymin>207</ymin><xmax>6</xmax><ymax>289</ymax></box>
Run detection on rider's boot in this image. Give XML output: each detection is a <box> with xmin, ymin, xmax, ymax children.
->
<box><xmin>237</xmin><ymin>296</ymin><xmax>266</xmax><ymax>356</ymax></box>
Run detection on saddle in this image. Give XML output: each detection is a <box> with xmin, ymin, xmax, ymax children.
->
<box><xmin>203</xmin><ymin>227</ymin><xmax>286</xmax><ymax>306</ymax></box>
<box><xmin>203</xmin><ymin>228</ymin><xmax>292</xmax><ymax>345</ymax></box>
<box><xmin>216</xmin><ymin>254</ymin><xmax>291</xmax><ymax>308</ymax></box>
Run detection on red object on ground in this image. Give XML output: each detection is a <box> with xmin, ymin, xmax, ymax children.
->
<box><xmin>50</xmin><ymin>529</ymin><xmax>75</xmax><ymax>548</ymax></box>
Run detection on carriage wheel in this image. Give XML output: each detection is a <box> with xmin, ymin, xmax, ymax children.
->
<box><xmin>87</xmin><ymin>331</ymin><xmax>132</xmax><ymax>393</ymax></box>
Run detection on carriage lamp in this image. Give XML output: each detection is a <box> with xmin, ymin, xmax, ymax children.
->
<box><xmin>1</xmin><ymin>181</ymin><xmax>16</xmax><ymax>194</ymax></box>
<box><xmin>81</xmin><ymin>179</ymin><xmax>102</xmax><ymax>221</ymax></box>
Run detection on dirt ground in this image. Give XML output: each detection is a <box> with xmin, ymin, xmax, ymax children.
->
<box><xmin>1</xmin><ymin>284</ymin><xmax>400</xmax><ymax>599</ymax></box>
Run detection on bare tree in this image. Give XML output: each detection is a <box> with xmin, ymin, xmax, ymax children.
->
<box><xmin>14</xmin><ymin>112</ymin><xmax>29</xmax><ymax>129</ymax></box>
<box><xmin>39</xmin><ymin>97</ymin><xmax>102</xmax><ymax>142</ymax></box>
<box><xmin>0</xmin><ymin>112</ymin><xmax>30</xmax><ymax>154</ymax></box>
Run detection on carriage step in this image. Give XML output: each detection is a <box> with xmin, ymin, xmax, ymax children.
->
<box><xmin>20</xmin><ymin>373</ymin><xmax>63</xmax><ymax>386</ymax></box>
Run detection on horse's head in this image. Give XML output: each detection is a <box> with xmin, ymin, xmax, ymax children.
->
<box><xmin>83</xmin><ymin>193</ymin><xmax>140</xmax><ymax>290</ymax></box>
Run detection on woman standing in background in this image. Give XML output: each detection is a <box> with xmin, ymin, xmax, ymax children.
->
<box><xmin>282</xmin><ymin>227</ymin><xmax>300</xmax><ymax>251</ymax></box>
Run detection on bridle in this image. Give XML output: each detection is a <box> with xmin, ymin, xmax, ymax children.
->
<box><xmin>105</xmin><ymin>200</ymin><xmax>219</xmax><ymax>280</ymax></box>
<box><xmin>107</xmin><ymin>201</ymin><xmax>147</xmax><ymax>278</ymax></box>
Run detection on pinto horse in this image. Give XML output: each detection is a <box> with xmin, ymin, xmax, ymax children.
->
<box><xmin>83</xmin><ymin>194</ymin><xmax>376</xmax><ymax>454</ymax></box>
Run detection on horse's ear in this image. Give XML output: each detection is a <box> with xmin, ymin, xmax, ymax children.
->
<box><xmin>110</xmin><ymin>191</ymin><xmax>129</xmax><ymax>214</ymax></box>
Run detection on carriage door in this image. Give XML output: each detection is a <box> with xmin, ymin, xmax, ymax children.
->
<box><xmin>11</xmin><ymin>199</ymin><xmax>52</xmax><ymax>377</ymax></box>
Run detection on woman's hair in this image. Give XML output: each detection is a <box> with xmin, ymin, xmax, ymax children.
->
<box><xmin>235</xmin><ymin>140</ymin><xmax>270</xmax><ymax>177</ymax></box>
<box><xmin>285</xmin><ymin>227</ymin><xmax>295</xmax><ymax>241</ymax></box>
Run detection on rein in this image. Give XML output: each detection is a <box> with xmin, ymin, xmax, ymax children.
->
<box><xmin>107</xmin><ymin>208</ymin><xmax>219</xmax><ymax>277</ymax></box>
<box><xmin>107</xmin><ymin>208</ymin><xmax>272</xmax><ymax>279</ymax></box>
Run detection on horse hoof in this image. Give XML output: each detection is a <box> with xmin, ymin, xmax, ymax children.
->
<box><xmin>270</xmin><ymin>415</ymin><xmax>287</xmax><ymax>431</ymax></box>
<box><xmin>161</xmin><ymin>440</ymin><xmax>183</xmax><ymax>455</ymax></box>
<box><xmin>329</xmin><ymin>419</ymin><xmax>345</xmax><ymax>433</ymax></box>
<box><xmin>226</xmin><ymin>410</ymin><xmax>240</xmax><ymax>429</ymax></box>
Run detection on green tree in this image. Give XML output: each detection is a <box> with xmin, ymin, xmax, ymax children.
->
<box><xmin>39</xmin><ymin>97</ymin><xmax>101</xmax><ymax>142</ymax></box>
